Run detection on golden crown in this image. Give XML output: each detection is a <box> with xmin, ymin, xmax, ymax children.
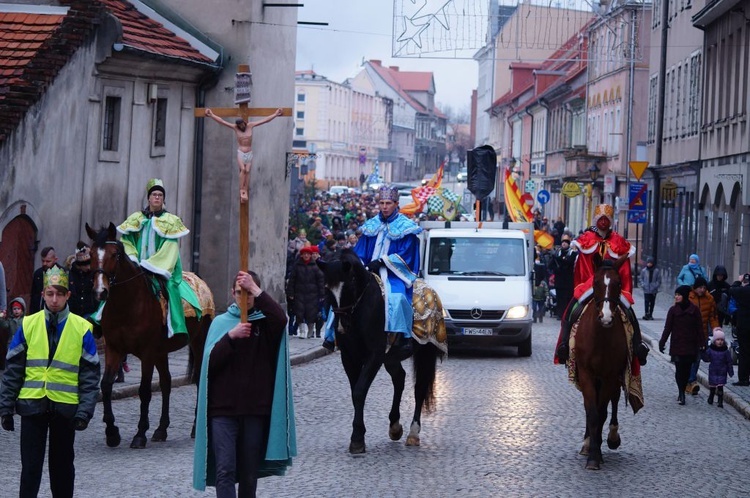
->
<box><xmin>43</xmin><ymin>266</ymin><xmax>69</xmax><ymax>290</ymax></box>
<box><xmin>593</xmin><ymin>204</ymin><xmax>614</xmax><ymax>221</ymax></box>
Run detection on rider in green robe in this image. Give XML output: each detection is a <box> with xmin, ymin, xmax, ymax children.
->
<box><xmin>116</xmin><ymin>179</ymin><xmax>201</xmax><ymax>336</ymax></box>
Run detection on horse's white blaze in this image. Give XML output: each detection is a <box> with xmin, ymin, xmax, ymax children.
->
<box><xmin>94</xmin><ymin>248</ymin><xmax>106</xmax><ymax>295</ymax></box>
<box><xmin>600</xmin><ymin>274</ymin><xmax>613</xmax><ymax>325</ymax></box>
<box><xmin>330</xmin><ymin>282</ymin><xmax>343</xmax><ymax>307</ymax></box>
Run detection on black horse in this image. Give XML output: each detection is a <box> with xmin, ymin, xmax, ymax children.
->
<box><xmin>317</xmin><ymin>249</ymin><xmax>445</xmax><ymax>454</ymax></box>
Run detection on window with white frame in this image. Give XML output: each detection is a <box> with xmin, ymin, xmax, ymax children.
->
<box><xmin>688</xmin><ymin>51</ymin><xmax>702</xmax><ymax>136</ymax></box>
<box><xmin>647</xmin><ymin>74</ymin><xmax>658</xmax><ymax>143</ymax></box>
<box><xmin>100</xmin><ymin>85</ymin><xmax>125</xmax><ymax>163</ymax></box>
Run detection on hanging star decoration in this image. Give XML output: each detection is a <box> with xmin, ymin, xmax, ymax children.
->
<box><xmin>398</xmin><ymin>0</ymin><xmax>454</xmax><ymax>48</ymax></box>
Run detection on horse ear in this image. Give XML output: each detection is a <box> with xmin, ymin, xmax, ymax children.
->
<box><xmin>85</xmin><ymin>223</ymin><xmax>97</xmax><ymax>241</ymax></box>
<box><xmin>592</xmin><ymin>252</ymin><xmax>603</xmax><ymax>269</ymax></box>
<box><xmin>107</xmin><ymin>222</ymin><xmax>117</xmax><ymax>240</ymax></box>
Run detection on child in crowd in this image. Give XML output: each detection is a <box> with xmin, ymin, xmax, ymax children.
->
<box><xmin>701</xmin><ymin>328</ymin><xmax>734</xmax><ymax>407</ymax></box>
<box><xmin>0</xmin><ymin>298</ymin><xmax>26</xmax><ymax>370</ymax></box>
<box><xmin>532</xmin><ymin>275</ymin><xmax>548</xmax><ymax>324</ymax></box>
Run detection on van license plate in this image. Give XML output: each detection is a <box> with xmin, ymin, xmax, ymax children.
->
<box><xmin>463</xmin><ymin>328</ymin><xmax>493</xmax><ymax>335</ymax></box>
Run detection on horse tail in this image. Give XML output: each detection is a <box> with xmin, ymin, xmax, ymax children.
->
<box><xmin>412</xmin><ymin>342</ymin><xmax>442</xmax><ymax>414</ymax></box>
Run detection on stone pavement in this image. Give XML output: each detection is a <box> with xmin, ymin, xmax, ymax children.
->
<box><xmin>633</xmin><ymin>287</ymin><xmax>750</xmax><ymax>419</ymax></box>
<box><xmin>106</xmin><ymin>333</ymin><xmax>330</xmax><ymax>401</ymax></box>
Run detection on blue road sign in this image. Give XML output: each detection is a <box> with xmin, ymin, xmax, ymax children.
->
<box><xmin>629</xmin><ymin>182</ymin><xmax>647</xmax><ymax>212</ymax></box>
<box><xmin>537</xmin><ymin>189</ymin><xmax>550</xmax><ymax>205</ymax></box>
<box><xmin>628</xmin><ymin>211</ymin><xmax>646</xmax><ymax>224</ymax></box>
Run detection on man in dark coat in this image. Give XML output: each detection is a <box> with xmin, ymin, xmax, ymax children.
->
<box><xmin>285</xmin><ymin>246</ymin><xmax>325</xmax><ymax>339</ymax></box>
<box><xmin>551</xmin><ymin>234</ymin><xmax>576</xmax><ymax>320</ymax></box>
<box><xmin>29</xmin><ymin>247</ymin><xmax>58</xmax><ymax>314</ymax></box>
<box><xmin>728</xmin><ymin>273</ymin><xmax>750</xmax><ymax>386</ymax></box>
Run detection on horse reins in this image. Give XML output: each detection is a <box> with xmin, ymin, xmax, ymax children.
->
<box><xmin>93</xmin><ymin>241</ymin><xmax>146</xmax><ymax>288</ymax></box>
<box><xmin>331</xmin><ymin>275</ymin><xmax>373</xmax><ymax>317</ymax></box>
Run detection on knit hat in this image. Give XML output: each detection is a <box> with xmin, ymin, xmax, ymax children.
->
<box><xmin>646</xmin><ymin>257</ymin><xmax>655</xmax><ymax>264</ymax></box>
<box><xmin>75</xmin><ymin>241</ymin><xmax>91</xmax><ymax>264</ymax></box>
<box><xmin>675</xmin><ymin>285</ymin><xmax>692</xmax><ymax>301</ymax></box>
<box><xmin>712</xmin><ymin>329</ymin><xmax>725</xmax><ymax>341</ymax></box>
<box><xmin>299</xmin><ymin>246</ymin><xmax>316</xmax><ymax>255</ymax></box>
<box><xmin>693</xmin><ymin>276</ymin><xmax>708</xmax><ymax>289</ymax></box>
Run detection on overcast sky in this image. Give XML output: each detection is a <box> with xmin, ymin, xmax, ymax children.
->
<box><xmin>295</xmin><ymin>0</ymin><xmax>478</xmax><ymax>116</ymax></box>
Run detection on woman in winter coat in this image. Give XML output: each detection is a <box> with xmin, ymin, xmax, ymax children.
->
<box><xmin>659</xmin><ymin>285</ymin><xmax>705</xmax><ymax>405</ymax></box>
<box><xmin>701</xmin><ymin>329</ymin><xmax>734</xmax><ymax>407</ymax></box>
<box><xmin>707</xmin><ymin>265</ymin><xmax>731</xmax><ymax>325</ymax></box>
<box><xmin>639</xmin><ymin>257</ymin><xmax>662</xmax><ymax>320</ymax></box>
<box><xmin>676</xmin><ymin>253</ymin><xmax>708</xmax><ymax>287</ymax></box>
<box><xmin>286</xmin><ymin>246</ymin><xmax>325</xmax><ymax>339</ymax></box>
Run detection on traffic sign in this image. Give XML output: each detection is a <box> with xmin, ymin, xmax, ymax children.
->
<box><xmin>629</xmin><ymin>161</ymin><xmax>648</xmax><ymax>181</ymax></box>
<box><xmin>629</xmin><ymin>182</ymin><xmax>647</xmax><ymax>211</ymax></box>
<box><xmin>628</xmin><ymin>211</ymin><xmax>646</xmax><ymax>224</ymax></box>
<box><xmin>525</xmin><ymin>180</ymin><xmax>536</xmax><ymax>192</ymax></box>
<box><xmin>537</xmin><ymin>189</ymin><xmax>550</xmax><ymax>205</ymax></box>
<box><xmin>521</xmin><ymin>192</ymin><xmax>535</xmax><ymax>208</ymax></box>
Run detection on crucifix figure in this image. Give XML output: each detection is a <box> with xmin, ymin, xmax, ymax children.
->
<box><xmin>195</xmin><ymin>63</ymin><xmax>291</xmax><ymax>320</ymax></box>
<box><xmin>204</xmin><ymin>106</ymin><xmax>283</xmax><ymax>204</ymax></box>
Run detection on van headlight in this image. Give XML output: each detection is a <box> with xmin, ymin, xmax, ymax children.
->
<box><xmin>506</xmin><ymin>305</ymin><xmax>528</xmax><ymax>319</ymax></box>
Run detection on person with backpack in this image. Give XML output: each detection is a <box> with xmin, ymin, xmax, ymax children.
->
<box><xmin>676</xmin><ymin>254</ymin><xmax>708</xmax><ymax>287</ymax></box>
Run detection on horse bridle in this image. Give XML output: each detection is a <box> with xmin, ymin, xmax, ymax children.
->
<box><xmin>93</xmin><ymin>241</ymin><xmax>144</xmax><ymax>288</ymax></box>
<box><xmin>331</xmin><ymin>275</ymin><xmax>372</xmax><ymax>317</ymax></box>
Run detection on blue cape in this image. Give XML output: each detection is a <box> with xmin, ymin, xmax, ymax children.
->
<box><xmin>193</xmin><ymin>303</ymin><xmax>297</xmax><ymax>490</ymax></box>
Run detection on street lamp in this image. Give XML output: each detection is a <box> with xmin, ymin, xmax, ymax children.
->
<box><xmin>588</xmin><ymin>163</ymin><xmax>601</xmax><ymax>182</ymax></box>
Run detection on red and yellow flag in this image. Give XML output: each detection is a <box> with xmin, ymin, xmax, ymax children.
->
<box><xmin>503</xmin><ymin>168</ymin><xmax>554</xmax><ymax>249</ymax></box>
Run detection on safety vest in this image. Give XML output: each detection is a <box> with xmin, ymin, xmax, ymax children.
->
<box><xmin>18</xmin><ymin>312</ymin><xmax>91</xmax><ymax>405</ymax></box>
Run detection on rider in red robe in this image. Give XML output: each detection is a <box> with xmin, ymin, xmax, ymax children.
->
<box><xmin>555</xmin><ymin>204</ymin><xmax>649</xmax><ymax>365</ymax></box>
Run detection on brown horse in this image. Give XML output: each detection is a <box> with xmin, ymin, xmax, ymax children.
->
<box><xmin>572</xmin><ymin>253</ymin><xmax>631</xmax><ymax>470</ymax></box>
<box><xmin>86</xmin><ymin>223</ymin><xmax>212</xmax><ymax>449</ymax></box>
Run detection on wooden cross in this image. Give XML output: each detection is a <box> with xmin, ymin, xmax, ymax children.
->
<box><xmin>194</xmin><ymin>64</ymin><xmax>292</xmax><ymax>321</ymax></box>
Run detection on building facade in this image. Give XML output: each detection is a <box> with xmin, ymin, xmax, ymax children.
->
<box><xmin>293</xmin><ymin>70</ymin><xmax>393</xmax><ymax>189</ymax></box>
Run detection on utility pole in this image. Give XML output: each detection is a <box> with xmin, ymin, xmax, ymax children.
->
<box><xmin>624</xmin><ymin>7</ymin><xmax>636</xmax><ymax>241</ymax></box>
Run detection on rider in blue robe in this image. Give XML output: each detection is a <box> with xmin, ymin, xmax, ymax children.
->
<box><xmin>326</xmin><ymin>185</ymin><xmax>421</xmax><ymax>358</ymax></box>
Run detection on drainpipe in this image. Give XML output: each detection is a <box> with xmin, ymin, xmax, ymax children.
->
<box><xmin>191</xmin><ymin>69</ymin><xmax>221</xmax><ymax>274</ymax></box>
<box><xmin>525</xmin><ymin>106</ymin><xmax>534</xmax><ymax>190</ymax></box>
<box><xmin>652</xmin><ymin>0</ymin><xmax>670</xmax><ymax>265</ymax></box>
<box><xmin>539</xmin><ymin>99</ymin><xmax>551</xmax><ymax>216</ymax></box>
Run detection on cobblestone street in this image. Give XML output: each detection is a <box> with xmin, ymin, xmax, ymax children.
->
<box><xmin>2</xmin><ymin>299</ymin><xmax>750</xmax><ymax>497</ymax></box>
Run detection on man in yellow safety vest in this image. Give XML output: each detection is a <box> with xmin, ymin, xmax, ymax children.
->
<box><xmin>0</xmin><ymin>266</ymin><xmax>100</xmax><ymax>498</ymax></box>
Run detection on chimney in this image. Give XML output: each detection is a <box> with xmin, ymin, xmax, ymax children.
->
<box><xmin>371</xmin><ymin>59</ymin><xmax>382</xmax><ymax>66</ymax></box>
<box><xmin>390</xmin><ymin>66</ymin><xmax>399</xmax><ymax>71</ymax></box>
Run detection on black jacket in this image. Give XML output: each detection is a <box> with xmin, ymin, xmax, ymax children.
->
<box><xmin>286</xmin><ymin>258</ymin><xmax>325</xmax><ymax>322</ymax></box>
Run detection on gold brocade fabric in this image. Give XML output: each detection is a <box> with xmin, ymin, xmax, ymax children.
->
<box><xmin>158</xmin><ymin>272</ymin><xmax>215</xmax><ymax>323</ymax></box>
<box><xmin>411</xmin><ymin>279</ymin><xmax>448</xmax><ymax>355</ymax></box>
<box><xmin>567</xmin><ymin>304</ymin><xmax>644</xmax><ymax>414</ymax></box>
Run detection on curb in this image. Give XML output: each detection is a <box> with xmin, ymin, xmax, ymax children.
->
<box><xmin>107</xmin><ymin>347</ymin><xmax>333</xmax><ymax>401</ymax></box>
<box><xmin>642</xmin><ymin>332</ymin><xmax>750</xmax><ymax>419</ymax></box>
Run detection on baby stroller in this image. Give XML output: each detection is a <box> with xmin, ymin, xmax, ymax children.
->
<box><xmin>546</xmin><ymin>274</ymin><xmax>557</xmax><ymax>318</ymax></box>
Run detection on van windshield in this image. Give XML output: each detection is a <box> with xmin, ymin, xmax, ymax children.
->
<box><xmin>427</xmin><ymin>237</ymin><xmax>526</xmax><ymax>276</ymax></box>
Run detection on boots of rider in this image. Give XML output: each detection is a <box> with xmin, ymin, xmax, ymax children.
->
<box><xmin>717</xmin><ymin>387</ymin><xmax>724</xmax><ymax>408</ymax></box>
<box><xmin>556</xmin><ymin>308</ymin><xmax>574</xmax><ymax>362</ymax></box>
<box><xmin>708</xmin><ymin>387</ymin><xmax>715</xmax><ymax>405</ymax></box>
<box><xmin>626</xmin><ymin>307</ymin><xmax>649</xmax><ymax>365</ymax></box>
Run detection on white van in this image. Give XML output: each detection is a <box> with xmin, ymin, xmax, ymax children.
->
<box><xmin>419</xmin><ymin>221</ymin><xmax>534</xmax><ymax>356</ymax></box>
<box><xmin>328</xmin><ymin>185</ymin><xmax>351</xmax><ymax>195</ymax></box>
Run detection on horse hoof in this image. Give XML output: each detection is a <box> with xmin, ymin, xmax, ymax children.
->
<box><xmin>151</xmin><ymin>429</ymin><xmax>168</xmax><ymax>442</ymax></box>
<box><xmin>607</xmin><ymin>437</ymin><xmax>621</xmax><ymax>450</ymax></box>
<box><xmin>105</xmin><ymin>427</ymin><xmax>121</xmax><ymax>448</ymax></box>
<box><xmin>349</xmin><ymin>441</ymin><xmax>366</xmax><ymax>454</ymax></box>
<box><xmin>130</xmin><ymin>435</ymin><xmax>147</xmax><ymax>449</ymax></box>
<box><xmin>579</xmin><ymin>445</ymin><xmax>589</xmax><ymax>456</ymax></box>
<box><xmin>585</xmin><ymin>459</ymin><xmax>601</xmax><ymax>470</ymax></box>
<box><xmin>406</xmin><ymin>435</ymin><xmax>420</xmax><ymax>446</ymax></box>
<box><xmin>389</xmin><ymin>423</ymin><xmax>403</xmax><ymax>441</ymax></box>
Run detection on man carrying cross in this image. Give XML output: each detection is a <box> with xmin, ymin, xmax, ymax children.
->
<box><xmin>205</xmin><ymin>107</ymin><xmax>283</xmax><ymax>204</ymax></box>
